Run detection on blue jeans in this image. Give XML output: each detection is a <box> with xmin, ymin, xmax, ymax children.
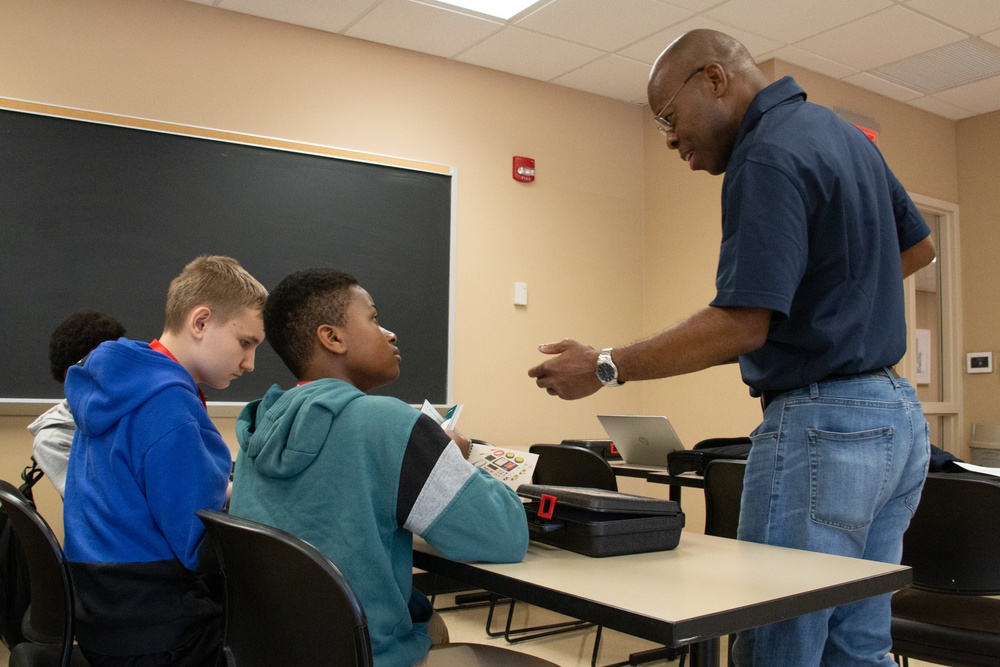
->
<box><xmin>732</xmin><ymin>371</ymin><xmax>929</xmax><ymax>667</ymax></box>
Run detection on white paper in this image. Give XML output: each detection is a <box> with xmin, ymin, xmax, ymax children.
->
<box><xmin>420</xmin><ymin>400</ymin><xmax>462</xmax><ymax>430</ymax></box>
<box><xmin>467</xmin><ymin>443</ymin><xmax>538</xmax><ymax>491</ymax></box>
<box><xmin>954</xmin><ymin>461</ymin><xmax>1000</xmax><ymax>478</ymax></box>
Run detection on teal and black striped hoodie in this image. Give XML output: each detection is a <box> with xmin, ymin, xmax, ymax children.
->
<box><xmin>229</xmin><ymin>378</ymin><xmax>527</xmax><ymax>667</ymax></box>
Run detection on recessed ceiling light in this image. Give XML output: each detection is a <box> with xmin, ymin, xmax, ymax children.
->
<box><xmin>431</xmin><ymin>0</ymin><xmax>543</xmax><ymax>20</ymax></box>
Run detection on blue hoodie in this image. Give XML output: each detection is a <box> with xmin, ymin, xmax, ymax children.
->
<box><xmin>63</xmin><ymin>338</ymin><xmax>231</xmax><ymax>656</ymax></box>
<box><xmin>229</xmin><ymin>379</ymin><xmax>528</xmax><ymax>667</ymax></box>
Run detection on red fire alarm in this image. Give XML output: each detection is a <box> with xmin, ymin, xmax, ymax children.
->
<box><xmin>513</xmin><ymin>156</ymin><xmax>535</xmax><ymax>182</ymax></box>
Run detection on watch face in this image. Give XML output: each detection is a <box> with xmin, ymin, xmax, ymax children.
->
<box><xmin>596</xmin><ymin>363</ymin><xmax>615</xmax><ymax>383</ymax></box>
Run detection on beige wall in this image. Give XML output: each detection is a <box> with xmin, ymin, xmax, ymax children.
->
<box><xmin>3</xmin><ymin>0</ymin><xmax>1000</xmax><ymax>535</ymax></box>
<box><xmin>957</xmin><ymin>109</ymin><xmax>1000</xmax><ymax>443</ymax></box>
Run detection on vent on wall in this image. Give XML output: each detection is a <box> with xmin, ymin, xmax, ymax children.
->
<box><xmin>872</xmin><ymin>38</ymin><xmax>1000</xmax><ymax>94</ymax></box>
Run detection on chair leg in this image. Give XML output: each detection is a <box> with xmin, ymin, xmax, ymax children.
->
<box><xmin>484</xmin><ymin>593</ymin><xmax>594</xmax><ymax>643</ymax></box>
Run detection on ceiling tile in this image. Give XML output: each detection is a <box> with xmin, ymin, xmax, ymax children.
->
<box><xmin>704</xmin><ymin>0</ymin><xmax>892</xmax><ymax>44</ymax></box>
<box><xmin>455</xmin><ymin>26</ymin><xmax>603</xmax><ymax>81</ymax></box>
<box><xmin>758</xmin><ymin>45</ymin><xmax>858</xmax><ymax>79</ymax></box>
<box><xmin>795</xmin><ymin>5</ymin><xmax>966</xmax><ymax>71</ymax></box>
<box><xmin>551</xmin><ymin>54</ymin><xmax>651</xmax><ymax>103</ymax></box>
<box><xmin>933</xmin><ymin>74</ymin><xmax>1000</xmax><ymax>114</ymax></box>
<box><xmin>981</xmin><ymin>27</ymin><xmax>1000</xmax><ymax>48</ymax></box>
<box><xmin>842</xmin><ymin>72</ymin><xmax>924</xmax><ymax>102</ymax></box>
<box><xmin>183</xmin><ymin>0</ymin><xmax>1000</xmax><ymax>117</ymax></box>
<box><xmin>216</xmin><ymin>0</ymin><xmax>380</xmax><ymax>32</ymax></box>
<box><xmin>345</xmin><ymin>0</ymin><xmax>503</xmax><ymax>58</ymax></box>
<box><xmin>906</xmin><ymin>94</ymin><xmax>979</xmax><ymax>120</ymax></box>
<box><xmin>515</xmin><ymin>0</ymin><xmax>690</xmax><ymax>52</ymax></box>
<box><xmin>904</xmin><ymin>0</ymin><xmax>1000</xmax><ymax>36</ymax></box>
<box><xmin>619</xmin><ymin>14</ymin><xmax>781</xmax><ymax>64</ymax></box>
<box><xmin>667</xmin><ymin>0</ymin><xmax>727</xmax><ymax>10</ymax></box>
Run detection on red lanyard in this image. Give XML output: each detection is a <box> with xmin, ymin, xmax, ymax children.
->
<box><xmin>149</xmin><ymin>339</ymin><xmax>207</xmax><ymax>409</ymax></box>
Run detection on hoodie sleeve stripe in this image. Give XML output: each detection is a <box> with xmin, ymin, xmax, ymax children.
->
<box><xmin>403</xmin><ymin>444</ymin><xmax>475</xmax><ymax>535</ymax></box>
<box><xmin>396</xmin><ymin>414</ymin><xmax>451</xmax><ymax>526</ymax></box>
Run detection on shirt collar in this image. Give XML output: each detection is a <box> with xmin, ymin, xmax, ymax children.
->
<box><xmin>732</xmin><ymin>76</ymin><xmax>807</xmax><ymax>152</ymax></box>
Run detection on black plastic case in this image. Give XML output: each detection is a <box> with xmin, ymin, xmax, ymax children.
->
<box><xmin>666</xmin><ymin>437</ymin><xmax>752</xmax><ymax>475</ymax></box>
<box><xmin>517</xmin><ymin>484</ymin><xmax>685</xmax><ymax>558</ymax></box>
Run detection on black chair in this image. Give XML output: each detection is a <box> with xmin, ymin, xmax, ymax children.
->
<box><xmin>703</xmin><ymin>459</ymin><xmax>747</xmax><ymax>540</ymax></box>
<box><xmin>0</xmin><ymin>480</ymin><xmax>88</xmax><ymax>667</ymax></box>
<box><xmin>529</xmin><ymin>444</ymin><xmax>619</xmax><ymax>491</ymax></box>
<box><xmin>196</xmin><ymin>510</ymin><xmax>558</xmax><ymax>667</ymax></box>
<box><xmin>891</xmin><ymin>473</ymin><xmax>1000</xmax><ymax>667</ymax></box>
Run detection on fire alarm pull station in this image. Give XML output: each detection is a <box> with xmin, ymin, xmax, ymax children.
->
<box><xmin>513</xmin><ymin>156</ymin><xmax>535</xmax><ymax>182</ymax></box>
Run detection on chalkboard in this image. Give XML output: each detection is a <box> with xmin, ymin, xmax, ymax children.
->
<box><xmin>0</xmin><ymin>104</ymin><xmax>453</xmax><ymax>405</ymax></box>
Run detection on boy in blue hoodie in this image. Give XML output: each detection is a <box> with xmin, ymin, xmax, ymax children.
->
<box><xmin>228</xmin><ymin>269</ymin><xmax>528</xmax><ymax>667</ymax></box>
<box><xmin>64</xmin><ymin>255</ymin><xmax>268</xmax><ymax>667</ymax></box>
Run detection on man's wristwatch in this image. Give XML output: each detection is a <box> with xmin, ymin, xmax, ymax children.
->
<box><xmin>595</xmin><ymin>348</ymin><xmax>625</xmax><ymax>387</ymax></box>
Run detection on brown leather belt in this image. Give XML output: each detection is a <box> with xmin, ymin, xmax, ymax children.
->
<box><xmin>760</xmin><ymin>366</ymin><xmax>900</xmax><ymax>411</ymax></box>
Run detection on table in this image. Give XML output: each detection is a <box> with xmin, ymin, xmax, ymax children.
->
<box><xmin>647</xmin><ymin>469</ymin><xmax>704</xmax><ymax>503</ymax></box>
<box><xmin>610</xmin><ymin>462</ymin><xmax>704</xmax><ymax>503</ymax></box>
<box><xmin>413</xmin><ymin>533</ymin><xmax>911</xmax><ymax>667</ymax></box>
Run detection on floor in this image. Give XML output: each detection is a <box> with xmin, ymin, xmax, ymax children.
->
<box><xmin>431</xmin><ymin>592</ymin><xmax>947</xmax><ymax>667</ymax></box>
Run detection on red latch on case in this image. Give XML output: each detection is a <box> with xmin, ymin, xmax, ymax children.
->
<box><xmin>538</xmin><ymin>494</ymin><xmax>557</xmax><ymax>519</ymax></box>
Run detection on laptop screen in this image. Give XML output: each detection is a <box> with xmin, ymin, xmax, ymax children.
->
<box><xmin>597</xmin><ymin>415</ymin><xmax>684</xmax><ymax>467</ymax></box>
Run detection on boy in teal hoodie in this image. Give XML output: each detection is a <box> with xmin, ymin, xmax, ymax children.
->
<box><xmin>228</xmin><ymin>269</ymin><xmax>528</xmax><ymax>667</ymax></box>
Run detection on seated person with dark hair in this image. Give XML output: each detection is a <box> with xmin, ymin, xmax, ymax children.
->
<box><xmin>228</xmin><ymin>268</ymin><xmax>528</xmax><ymax>667</ymax></box>
<box><xmin>28</xmin><ymin>310</ymin><xmax>126</xmax><ymax>497</ymax></box>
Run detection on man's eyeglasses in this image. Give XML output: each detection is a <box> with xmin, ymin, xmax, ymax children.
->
<box><xmin>653</xmin><ymin>67</ymin><xmax>705</xmax><ymax>135</ymax></box>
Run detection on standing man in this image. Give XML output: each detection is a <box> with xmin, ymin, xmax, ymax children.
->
<box><xmin>528</xmin><ymin>29</ymin><xmax>934</xmax><ymax>666</ymax></box>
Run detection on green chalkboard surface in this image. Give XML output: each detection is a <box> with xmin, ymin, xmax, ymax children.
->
<box><xmin>0</xmin><ymin>105</ymin><xmax>452</xmax><ymax>404</ymax></box>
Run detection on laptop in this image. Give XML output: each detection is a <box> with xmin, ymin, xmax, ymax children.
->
<box><xmin>597</xmin><ymin>414</ymin><xmax>685</xmax><ymax>468</ymax></box>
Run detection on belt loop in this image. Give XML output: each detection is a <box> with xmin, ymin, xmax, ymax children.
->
<box><xmin>809</xmin><ymin>383</ymin><xmax>820</xmax><ymax>400</ymax></box>
<box><xmin>884</xmin><ymin>366</ymin><xmax>901</xmax><ymax>389</ymax></box>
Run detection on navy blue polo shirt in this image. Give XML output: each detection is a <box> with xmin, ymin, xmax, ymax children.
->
<box><xmin>709</xmin><ymin>77</ymin><xmax>930</xmax><ymax>392</ymax></box>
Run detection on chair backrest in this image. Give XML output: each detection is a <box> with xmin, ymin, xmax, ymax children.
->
<box><xmin>0</xmin><ymin>479</ymin><xmax>74</xmax><ymax>663</ymax></box>
<box><xmin>703</xmin><ymin>459</ymin><xmax>746</xmax><ymax>539</ymax></box>
<box><xmin>902</xmin><ymin>473</ymin><xmax>1000</xmax><ymax>595</ymax></box>
<box><xmin>196</xmin><ymin>509</ymin><xmax>374</xmax><ymax>667</ymax></box>
<box><xmin>528</xmin><ymin>444</ymin><xmax>618</xmax><ymax>491</ymax></box>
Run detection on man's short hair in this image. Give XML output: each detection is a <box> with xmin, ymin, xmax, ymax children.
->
<box><xmin>163</xmin><ymin>256</ymin><xmax>268</xmax><ymax>334</ymax></box>
<box><xmin>49</xmin><ymin>311</ymin><xmax>126</xmax><ymax>382</ymax></box>
<box><xmin>264</xmin><ymin>269</ymin><xmax>359</xmax><ymax>378</ymax></box>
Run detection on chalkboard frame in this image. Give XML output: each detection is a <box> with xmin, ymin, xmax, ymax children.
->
<box><xmin>0</xmin><ymin>98</ymin><xmax>456</xmax><ymax>414</ymax></box>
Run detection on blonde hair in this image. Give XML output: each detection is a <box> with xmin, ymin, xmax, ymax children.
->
<box><xmin>163</xmin><ymin>256</ymin><xmax>268</xmax><ymax>333</ymax></box>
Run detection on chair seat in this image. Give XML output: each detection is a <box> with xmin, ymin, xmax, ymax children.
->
<box><xmin>8</xmin><ymin>642</ymin><xmax>90</xmax><ymax>667</ymax></box>
<box><xmin>891</xmin><ymin>589</ymin><xmax>1000</xmax><ymax>665</ymax></box>
<box><xmin>427</xmin><ymin>643</ymin><xmax>560</xmax><ymax>666</ymax></box>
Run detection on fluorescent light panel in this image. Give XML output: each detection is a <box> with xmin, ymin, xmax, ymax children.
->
<box><xmin>432</xmin><ymin>0</ymin><xmax>542</xmax><ymax>20</ymax></box>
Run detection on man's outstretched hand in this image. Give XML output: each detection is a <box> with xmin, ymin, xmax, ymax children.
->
<box><xmin>527</xmin><ymin>339</ymin><xmax>603</xmax><ymax>400</ymax></box>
